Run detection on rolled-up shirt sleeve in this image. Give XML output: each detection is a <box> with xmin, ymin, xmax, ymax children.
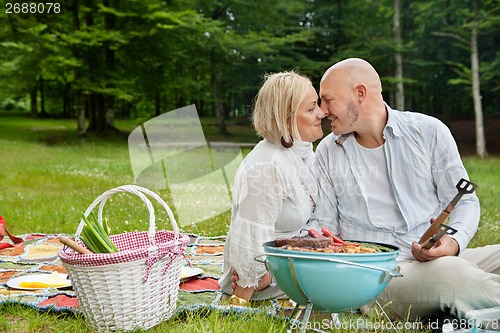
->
<box><xmin>431</xmin><ymin>119</ymin><xmax>480</xmax><ymax>253</ymax></box>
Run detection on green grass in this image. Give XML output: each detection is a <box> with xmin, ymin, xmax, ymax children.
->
<box><xmin>0</xmin><ymin>113</ymin><xmax>254</xmax><ymax>236</ymax></box>
<box><xmin>0</xmin><ymin>113</ymin><xmax>498</xmax><ymax>332</ymax></box>
<box><xmin>0</xmin><ymin>303</ymin><xmax>289</xmax><ymax>333</ymax></box>
<box><xmin>462</xmin><ymin>157</ymin><xmax>500</xmax><ymax>247</ymax></box>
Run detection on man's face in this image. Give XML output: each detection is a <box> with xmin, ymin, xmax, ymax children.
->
<box><xmin>320</xmin><ymin>73</ymin><xmax>359</xmax><ymax>135</ymax></box>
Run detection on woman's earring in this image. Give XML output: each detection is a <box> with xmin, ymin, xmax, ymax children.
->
<box><xmin>281</xmin><ymin>137</ymin><xmax>293</xmax><ymax>148</ymax></box>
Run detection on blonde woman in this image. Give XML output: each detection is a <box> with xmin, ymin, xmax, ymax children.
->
<box><xmin>219</xmin><ymin>71</ymin><xmax>326</xmax><ymax>302</ymax></box>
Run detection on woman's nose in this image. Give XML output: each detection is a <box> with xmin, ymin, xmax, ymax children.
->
<box><xmin>317</xmin><ymin>106</ymin><xmax>327</xmax><ymax>118</ymax></box>
<box><xmin>320</xmin><ymin>108</ymin><xmax>330</xmax><ymax>118</ymax></box>
<box><xmin>320</xmin><ymin>103</ymin><xmax>329</xmax><ymax>115</ymax></box>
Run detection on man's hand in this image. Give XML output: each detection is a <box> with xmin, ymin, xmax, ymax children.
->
<box><xmin>411</xmin><ymin>234</ymin><xmax>459</xmax><ymax>262</ymax></box>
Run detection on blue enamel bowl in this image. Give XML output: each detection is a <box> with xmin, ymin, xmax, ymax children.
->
<box><xmin>262</xmin><ymin>241</ymin><xmax>401</xmax><ymax>312</ymax></box>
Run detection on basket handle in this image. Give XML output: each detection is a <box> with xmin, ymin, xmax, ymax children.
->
<box><xmin>75</xmin><ymin>185</ymin><xmax>179</xmax><ymax>245</ymax></box>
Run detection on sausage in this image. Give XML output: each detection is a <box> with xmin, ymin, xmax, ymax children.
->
<box><xmin>321</xmin><ymin>227</ymin><xmax>346</xmax><ymax>244</ymax></box>
<box><xmin>308</xmin><ymin>229</ymin><xmax>326</xmax><ymax>238</ymax></box>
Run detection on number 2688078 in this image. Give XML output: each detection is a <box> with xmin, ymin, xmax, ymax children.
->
<box><xmin>5</xmin><ymin>2</ymin><xmax>61</xmax><ymax>14</ymax></box>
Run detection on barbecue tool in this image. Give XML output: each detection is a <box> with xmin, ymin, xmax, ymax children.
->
<box><xmin>420</xmin><ymin>224</ymin><xmax>457</xmax><ymax>249</ymax></box>
<box><xmin>418</xmin><ymin>178</ymin><xmax>477</xmax><ymax>249</ymax></box>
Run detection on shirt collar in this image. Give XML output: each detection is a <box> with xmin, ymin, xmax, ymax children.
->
<box><xmin>334</xmin><ymin>134</ymin><xmax>350</xmax><ymax>145</ymax></box>
<box><xmin>384</xmin><ymin>103</ymin><xmax>403</xmax><ymax>138</ymax></box>
<box><xmin>334</xmin><ymin>103</ymin><xmax>402</xmax><ymax>146</ymax></box>
<box><xmin>290</xmin><ymin>140</ymin><xmax>313</xmax><ymax>160</ymax></box>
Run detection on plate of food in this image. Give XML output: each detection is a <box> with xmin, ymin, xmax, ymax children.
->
<box><xmin>7</xmin><ymin>272</ymin><xmax>71</xmax><ymax>290</ymax></box>
<box><xmin>180</xmin><ymin>266</ymin><xmax>203</xmax><ymax>281</ymax></box>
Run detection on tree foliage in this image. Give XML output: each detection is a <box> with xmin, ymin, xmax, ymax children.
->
<box><xmin>0</xmin><ymin>0</ymin><xmax>498</xmax><ymax>146</ymax></box>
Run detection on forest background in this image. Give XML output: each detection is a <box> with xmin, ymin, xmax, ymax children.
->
<box><xmin>0</xmin><ymin>0</ymin><xmax>499</xmax><ymax>158</ymax></box>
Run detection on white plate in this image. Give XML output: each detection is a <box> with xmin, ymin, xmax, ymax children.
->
<box><xmin>7</xmin><ymin>273</ymin><xmax>72</xmax><ymax>290</ymax></box>
<box><xmin>180</xmin><ymin>266</ymin><xmax>203</xmax><ymax>280</ymax></box>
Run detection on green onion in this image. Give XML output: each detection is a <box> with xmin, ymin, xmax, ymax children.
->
<box><xmin>80</xmin><ymin>214</ymin><xmax>119</xmax><ymax>253</ymax></box>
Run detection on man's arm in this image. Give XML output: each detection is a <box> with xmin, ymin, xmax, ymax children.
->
<box><xmin>414</xmin><ymin>120</ymin><xmax>480</xmax><ymax>261</ymax></box>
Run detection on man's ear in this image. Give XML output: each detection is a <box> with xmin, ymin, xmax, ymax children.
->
<box><xmin>355</xmin><ymin>84</ymin><xmax>367</xmax><ymax>102</ymax></box>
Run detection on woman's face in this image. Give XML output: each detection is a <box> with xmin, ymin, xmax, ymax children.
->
<box><xmin>296</xmin><ymin>85</ymin><xmax>325</xmax><ymax>142</ymax></box>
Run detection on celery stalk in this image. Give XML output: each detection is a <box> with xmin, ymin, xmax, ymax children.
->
<box><xmin>81</xmin><ymin>214</ymin><xmax>119</xmax><ymax>253</ymax></box>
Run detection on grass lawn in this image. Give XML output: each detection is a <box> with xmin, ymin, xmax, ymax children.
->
<box><xmin>0</xmin><ymin>113</ymin><xmax>498</xmax><ymax>332</ymax></box>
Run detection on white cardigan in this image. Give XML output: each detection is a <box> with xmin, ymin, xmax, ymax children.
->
<box><xmin>219</xmin><ymin>139</ymin><xmax>317</xmax><ymax>300</ymax></box>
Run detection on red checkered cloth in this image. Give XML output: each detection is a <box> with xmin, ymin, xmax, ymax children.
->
<box><xmin>58</xmin><ymin>231</ymin><xmax>189</xmax><ymax>281</ymax></box>
<box><xmin>179</xmin><ymin>277</ymin><xmax>220</xmax><ymax>292</ymax></box>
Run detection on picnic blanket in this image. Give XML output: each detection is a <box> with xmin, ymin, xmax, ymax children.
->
<box><xmin>0</xmin><ymin>233</ymin><xmax>289</xmax><ymax>316</ymax></box>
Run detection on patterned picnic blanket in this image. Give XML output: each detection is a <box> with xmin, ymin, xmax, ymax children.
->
<box><xmin>0</xmin><ymin>233</ymin><xmax>226</xmax><ymax>312</ymax></box>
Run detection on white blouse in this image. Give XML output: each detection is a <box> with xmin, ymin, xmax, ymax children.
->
<box><xmin>219</xmin><ymin>139</ymin><xmax>317</xmax><ymax>299</ymax></box>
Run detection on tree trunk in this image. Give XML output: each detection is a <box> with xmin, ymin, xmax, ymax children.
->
<box><xmin>155</xmin><ymin>92</ymin><xmax>161</xmax><ymax>116</ymax></box>
<box><xmin>29</xmin><ymin>86</ymin><xmax>38</xmax><ymax>118</ymax></box>
<box><xmin>72</xmin><ymin>0</ymin><xmax>86</xmax><ymax>136</ymax></box>
<box><xmin>75</xmin><ymin>69</ymin><xmax>85</xmax><ymax>136</ymax></box>
<box><xmin>63</xmin><ymin>82</ymin><xmax>71</xmax><ymax>117</ymax></box>
<box><xmin>87</xmin><ymin>94</ymin><xmax>98</xmax><ymax>131</ymax></box>
<box><xmin>210</xmin><ymin>51</ymin><xmax>227</xmax><ymax>135</ymax></box>
<box><xmin>470</xmin><ymin>0</ymin><xmax>487</xmax><ymax>158</ymax></box>
<box><xmin>101</xmin><ymin>0</ymin><xmax>117</xmax><ymax>134</ymax></box>
<box><xmin>441</xmin><ymin>0</ymin><xmax>453</xmax><ymax>125</ymax></box>
<box><xmin>402</xmin><ymin>0</ymin><xmax>412</xmax><ymax>111</ymax></box>
<box><xmin>104</xmin><ymin>95</ymin><xmax>115</xmax><ymax>133</ymax></box>
<box><xmin>75</xmin><ymin>85</ymin><xmax>85</xmax><ymax>136</ymax></box>
<box><xmin>84</xmin><ymin>0</ymin><xmax>98</xmax><ymax>133</ymax></box>
<box><xmin>39</xmin><ymin>78</ymin><xmax>47</xmax><ymax>117</ymax></box>
<box><xmin>393</xmin><ymin>0</ymin><xmax>405</xmax><ymax>110</ymax></box>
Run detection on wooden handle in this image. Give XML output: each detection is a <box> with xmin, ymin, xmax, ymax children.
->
<box><xmin>59</xmin><ymin>236</ymin><xmax>93</xmax><ymax>254</ymax></box>
<box><xmin>418</xmin><ymin>211</ymin><xmax>450</xmax><ymax>245</ymax></box>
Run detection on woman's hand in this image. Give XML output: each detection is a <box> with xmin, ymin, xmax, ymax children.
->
<box><xmin>231</xmin><ymin>270</ymin><xmax>272</xmax><ymax>301</ymax></box>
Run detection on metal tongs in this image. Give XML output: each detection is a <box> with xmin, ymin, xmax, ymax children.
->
<box><xmin>418</xmin><ymin>178</ymin><xmax>478</xmax><ymax>249</ymax></box>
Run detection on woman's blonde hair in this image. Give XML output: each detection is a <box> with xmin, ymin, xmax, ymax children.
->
<box><xmin>252</xmin><ymin>71</ymin><xmax>312</xmax><ymax>145</ymax></box>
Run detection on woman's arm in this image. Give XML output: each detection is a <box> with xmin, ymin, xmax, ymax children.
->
<box><xmin>227</xmin><ymin>161</ymin><xmax>284</xmax><ymax>300</ymax></box>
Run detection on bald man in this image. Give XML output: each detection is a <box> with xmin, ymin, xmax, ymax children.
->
<box><xmin>311</xmin><ymin>58</ymin><xmax>500</xmax><ymax>326</ymax></box>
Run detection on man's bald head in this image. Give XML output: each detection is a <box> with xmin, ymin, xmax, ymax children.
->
<box><xmin>321</xmin><ymin>58</ymin><xmax>383</xmax><ymax>96</ymax></box>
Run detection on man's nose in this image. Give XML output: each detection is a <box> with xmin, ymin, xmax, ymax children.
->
<box><xmin>320</xmin><ymin>103</ymin><xmax>329</xmax><ymax>116</ymax></box>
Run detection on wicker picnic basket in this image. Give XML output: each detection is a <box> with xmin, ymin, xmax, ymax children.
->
<box><xmin>58</xmin><ymin>185</ymin><xmax>190</xmax><ymax>332</ymax></box>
